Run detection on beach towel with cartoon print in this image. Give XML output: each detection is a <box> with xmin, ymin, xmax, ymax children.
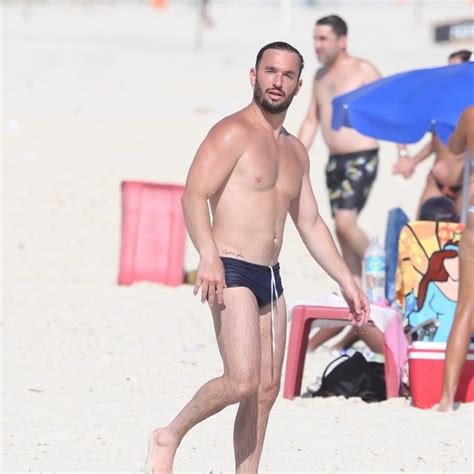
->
<box><xmin>396</xmin><ymin>221</ymin><xmax>464</xmax><ymax>342</ymax></box>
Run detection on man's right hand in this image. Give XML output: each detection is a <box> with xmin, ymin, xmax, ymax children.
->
<box><xmin>193</xmin><ymin>254</ymin><xmax>226</xmax><ymax>307</ymax></box>
<box><xmin>340</xmin><ymin>281</ymin><xmax>370</xmax><ymax>327</ymax></box>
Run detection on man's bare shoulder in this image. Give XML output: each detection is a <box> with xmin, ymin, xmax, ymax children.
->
<box><xmin>352</xmin><ymin>56</ymin><xmax>381</xmax><ymax>78</ymax></box>
<box><xmin>203</xmin><ymin>109</ymin><xmax>254</xmax><ymax>155</ymax></box>
<box><xmin>207</xmin><ymin>109</ymin><xmax>253</xmax><ymax>143</ymax></box>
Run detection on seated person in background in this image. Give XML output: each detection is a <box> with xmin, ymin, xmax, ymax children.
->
<box><xmin>392</xmin><ymin>133</ymin><xmax>464</xmax><ymax>218</ymax></box>
<box><xmin>308</xmin><ymin>324</ymin><xmax>384</xmax><ymax>355</ymax></box>
<box><xmin>418</xmin><ymin>196</ymin><xmax>459</xmax><ymax>222</ymax></box>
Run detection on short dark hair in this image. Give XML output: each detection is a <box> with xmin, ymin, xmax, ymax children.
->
<box><xmin>449</xmin><ymin>49</ymin><xmax>472</xmax><ymax>63</ymax></box>
<box><xmin>419</xmin><ymin>197</ymin><xmax>458</xmax><ymax>222</ymax></box>
<box><xmin>316</xmin><ymin>15</ymin><xmax>348</xmax><ymax>37</ymax></box>
<box><xmin>255</xmin><ymin>41</ymin><xmax>305</xmax><ymax>77</ymax></box>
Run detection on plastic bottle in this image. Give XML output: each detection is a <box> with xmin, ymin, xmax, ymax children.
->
<box><xmin>363</xmin><ymin>236</ymin><xmax>386</xmax><ymax>304</ymax></box>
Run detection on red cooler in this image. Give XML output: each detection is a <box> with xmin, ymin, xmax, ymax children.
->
<box><xmin>409</xmin><ymin>342</ymin><xmax>474</xmax><ymax>409</ymax></box>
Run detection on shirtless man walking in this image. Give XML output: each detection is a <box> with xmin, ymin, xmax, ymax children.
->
<box><xmin>145</xmin><ymin>42</ymin><xmax>369</xmax><ymax>472</ymax></box>
<box><xmin>298</xmin><ymin>15</ymin><xmax>392</xmax><ymax>352</ymax></box>
<box><xmin>298</xmin><ymin>15</ymin><xmax>395</xmax><ymax>280</ymax></box>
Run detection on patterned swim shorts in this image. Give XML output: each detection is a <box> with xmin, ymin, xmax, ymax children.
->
<box><xmin>325</xmin><ymin>148</ymin><xmax>379</xmax><ymax>217</ymax></box>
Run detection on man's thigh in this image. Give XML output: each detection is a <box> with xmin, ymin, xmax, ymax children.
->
<box><xmin>258</xmin><ymin>294</ymin><xmax>287</xmax><ymax>385</ymax></box>
<box><xmin>211</xmin><ymin>287</ymin><xmax>261</xmax><ymax>376</ymax></box>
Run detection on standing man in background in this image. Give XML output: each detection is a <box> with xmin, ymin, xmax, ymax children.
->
<box><xmin>299</xmin><ymin>15</ymin><xmax>406</xmax><ymax>281</ymax></box>
<box><xmin>299</xmin><ymin>15</ymin><xmax>401</xmax><ymax>352</ymax></box>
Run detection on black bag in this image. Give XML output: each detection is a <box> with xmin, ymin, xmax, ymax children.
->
<box><xmin>310</xmin><ymin>351</ymin><xmax>386</xmax><ymax>402</ymax></box>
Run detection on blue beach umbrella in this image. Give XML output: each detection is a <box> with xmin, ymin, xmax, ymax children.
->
<box><xmin>332</xmin><ymin>62</ymin><xmax>474</xmax><ymax>145</ymax></box>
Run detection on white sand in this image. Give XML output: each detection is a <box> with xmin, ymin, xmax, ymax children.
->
<box><xmin>2</xmin><ymin>2</ymin><xmax>473</xmax><ymax>472</ymax></box>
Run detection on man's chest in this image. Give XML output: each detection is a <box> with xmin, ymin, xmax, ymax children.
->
<box><xmin>317</xmin><ymin>71</ymin><xmax>366</xmax><ymax>103</ymax></box>
<box><xmin>234</xmin><ymin>143</ymin><xmax>303</xmax><ymax>198</ymax></box>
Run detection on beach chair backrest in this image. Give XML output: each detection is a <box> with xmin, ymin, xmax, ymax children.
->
<box><xmin>384</xmin><ymin>207</ymin><xmax>410</xmax><ymax>304</ymax></box>
<box><xmin>395</xmin><ymin>220</ymin><xmax>464</xmax><ymax>342</ymax></box>
<box><xmin>118</xmin><ymin>181</ymin><xmax>186</xmax><ymax>287</ymax></box>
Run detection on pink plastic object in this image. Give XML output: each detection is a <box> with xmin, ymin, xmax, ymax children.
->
<box><xmin>283</xmin><ymin>305</ymin><xmax>398</xmax><ymax>400</ymax></box>
<box><xmin>384</xmin><ymin>345</ymin><xmax>401</xmax><ymax>399</ymax></box>
<box><xmin>118</xmin><ymin>181</ymin><xmax>186</xmax><ymax>287</ymax></box>
<box><xmin>383</xmin><ymin>311</ymin><xmax>409</xmax><ymax>399</ymax></box>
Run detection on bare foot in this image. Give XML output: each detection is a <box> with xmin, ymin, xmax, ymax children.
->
<box><xmin>437</xmin><ymin>398</ymin><xmax>454</xmax><ymax>412</ymax></box>
<box><xmin>144</xmin><ymin>427</ymin><xmax>179</xmax><ymax>473</ymax></box>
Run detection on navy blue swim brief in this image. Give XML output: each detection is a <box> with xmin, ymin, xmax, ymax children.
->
<box><xmin>220</xmin><ymin>257</ymin><xmax>284</xmax><ymax>308</ymax></box>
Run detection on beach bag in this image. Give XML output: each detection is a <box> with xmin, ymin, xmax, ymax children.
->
<box><xmin>310</xmin><ymin>352</ymin><xmax>386</xmax><ymax>402</ymax></box>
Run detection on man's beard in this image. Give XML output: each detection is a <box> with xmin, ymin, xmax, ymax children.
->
<box><xmin>253</xmin><ymin>78</ymin><xmax>297</xmax><ymax>114</ymax></box>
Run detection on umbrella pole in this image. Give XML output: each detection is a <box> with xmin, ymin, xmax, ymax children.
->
<box><xmin>461</xmin><ymin>151</ymin><xmax>472</xmax><ymax>225</ymax></box>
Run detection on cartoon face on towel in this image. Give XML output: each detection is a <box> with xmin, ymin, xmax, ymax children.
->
<box><xmin>396</xmin><ymin>221</ymin><xmax>464</xmax><ymax>342</ymax></box>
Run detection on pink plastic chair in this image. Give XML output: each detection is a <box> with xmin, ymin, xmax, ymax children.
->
<box><xmin>118</xmin><ymin>181</ymin><xmax>186</xmax><ymax>287</ymax></box>
<box><xmin>283</xmin><ymin>305</ymin><xmax>399</xmax><ymax>400</ymax></box>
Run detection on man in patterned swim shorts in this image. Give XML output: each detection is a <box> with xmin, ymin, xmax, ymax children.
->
<box><xmin>298</xmin><ymin>15</ymin><xmax>407</xmax><ymax>352</ymax></box>
<box><xmin>299</xmin><ymin>15</ymin><xmax>408</xmax><ymax>280</ymax></box>
<box><xmin>325</xmin><ymin>149</ymin><xmax>379</xmax><ymax>217</ymax></box>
